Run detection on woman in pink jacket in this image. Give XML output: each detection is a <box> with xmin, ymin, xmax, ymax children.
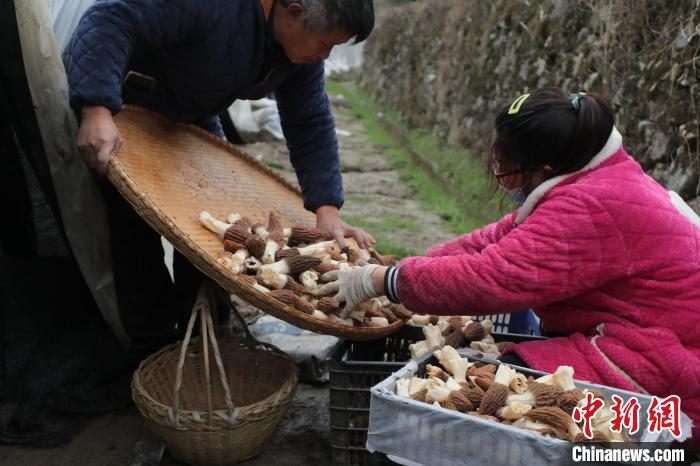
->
<box><xmin>333</xmin><ymin>88</ymin><xmax>700</xmax><ymax>444</ymax></box>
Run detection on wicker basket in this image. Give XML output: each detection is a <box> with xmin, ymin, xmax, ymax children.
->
<box><xmin>108</xmin><ymin>106</ymin><xmax>403</xmax><ymax>341</ymax></box>
<box><xmin>132</xmin><ymin>284</ymin><xmax>298</xmax><ymax>464</ymax></box>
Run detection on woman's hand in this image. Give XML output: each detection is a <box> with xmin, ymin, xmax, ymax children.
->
<box><xmin>316</xmin><ymin>205</ymin><xmax>376</xmax><ymax>249</ymax></box>
<box><xmin>322</xmin><ymin>264</ymin><xmax>388</xmax><ymax>317</ymax></box>
<box><xmin>77</xmin><ymin>105</ymin><xmax>122</xmax><ymax>175</ymax></box>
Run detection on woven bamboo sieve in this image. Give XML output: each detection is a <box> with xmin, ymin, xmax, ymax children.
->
<box><xmin>108</xmin><ymin>106</ymin><xmax>404</xmax><ymax>340</ymax></box>
<box><xmin>132</xmin><ymin>283</ymin><xmax>299</xmax><ymax>464</ymax></box>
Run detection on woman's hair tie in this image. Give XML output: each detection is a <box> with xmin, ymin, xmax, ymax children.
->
<box><xmin>570</xmin><ymin>92</ymin><xmax>586</xmax><ymax>111</ymax></box>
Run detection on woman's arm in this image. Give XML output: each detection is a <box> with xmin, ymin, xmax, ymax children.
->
<box><xmin>396</xmin><ymin>192</ymin><xmax>628</xmax><ymax>315</ymax></box>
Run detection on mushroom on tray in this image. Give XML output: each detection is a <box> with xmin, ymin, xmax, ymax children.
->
<box><xmin>199</xmin><ymin>210</ymin><xmax>412</xmax><ymax>327</ymax></box>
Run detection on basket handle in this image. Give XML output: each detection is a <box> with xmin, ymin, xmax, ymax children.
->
<box><xmin>169</xmin><ymin>282</ymin><xmax>239</xmax><ymax>428</ymax></box>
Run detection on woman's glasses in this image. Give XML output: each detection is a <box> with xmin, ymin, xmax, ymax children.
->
<box><xmin>492</xmin><ymin>160</ymin><xmax>528</xmax><ymax>179</ymax></box>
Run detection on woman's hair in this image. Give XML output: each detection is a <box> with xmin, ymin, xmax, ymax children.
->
<box><xmin>491</xmin><ymin>87</ymin><xmax>615</xmax><ymax>183</ymax></box>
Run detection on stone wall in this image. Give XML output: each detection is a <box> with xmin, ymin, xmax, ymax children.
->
<box><xmin>361</xmin><ymin>0</ymin><xmax>700</xmax><ymax>208</ymax></box>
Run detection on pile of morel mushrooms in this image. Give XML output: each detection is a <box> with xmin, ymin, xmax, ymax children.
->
<box><xmin>395</xmin><ymin>346</ymin><xmax>628</xmax><ymax>442</ymax></box>
<box><xmin>408</xmin><ymin>317</ymin><xmax>513</xmax><ymax>359</ymax></box>
<box><xmin>199</xmin><ymin>210</ymin><xmax>413</xmax><ymax>327</ymax></box>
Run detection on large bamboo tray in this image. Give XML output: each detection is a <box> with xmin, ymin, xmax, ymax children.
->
<box><xmin>108</xmin><ymin>106</ymin><xmax>403</xmax><ymax>340</ymax></box>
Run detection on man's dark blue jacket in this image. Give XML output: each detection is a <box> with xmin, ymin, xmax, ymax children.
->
<box><xmin>63</xmin><ymin>0</ymin><xmax>343</xmax><ymax>212</ymax></box>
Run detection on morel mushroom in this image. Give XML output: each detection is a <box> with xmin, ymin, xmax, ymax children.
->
<box><xmin>366</xmin><ymin>317</ymin><xmax>390</xmax><ymax>327</ymax></box>
<box><xmin>268</xmin><ymin>289</ymin><xmax>315</xmax><ymax>315</ymax></box>
<box><xmin>524</xmin><ymin>407</ymin><xmax>581</xmax><ymax>441</ymax></box>
<box><xmin>258</xmin><ymin>268</ymin><xmax>288</xmax><ymax>290</ymax></box>
<box><xmin>510</xmin><ymin>373</ymin><xmax>529</xmax><ymax>394</ymax></box>
<box><xmin>444</xmin><ymin>329</ymin><xmax>467</xmax><ymax>349</ymax></box>
<box><xmin>250</xmin><ymin>255</ymin><xmax>321</xmax><ymax>276</ymax></box>
<box><xmin>408</xmin><ymin>314</ymin><xmax>432</xmax><ymax>326</ymax></box>
<box><xmin>425</xmin><ymin>364</ymin><xmax>451</xmax><ymax>382</ymax></box>
<box><xmin>283</xmin><ymin>276</ymin><xmax>305</xmax><ymax>295</ymax></box>
<box><xmin>512</xmin><ymin>417</ymin><xmax>562</xmax><ymax>439</ymax></box>
<box><xmin>226</xmin><ymin>213</ymin><xmax>253</xmax><ymax>232</ymax></box>
<box><xmin>423</xmin><ymin>324</ymin><xmax>445</xmax><ymax>351</ymax></box>
<box><xmin>328</xmin><ymin>314</ymin><xmax>354</xmax><ymax>326</ymax></box>
<box><xmin>506</xmin><ymin>381</ymin><xmax>563</xmax><ymax>407</ymax></box>
<box><xmin>479</xmin><ymin>364</ymin><xmax>517</xmax><ymax>416</ymax></box>
<box><xmin>396</xmin><ymin>378</ymin><xmax>411</xmax><ymax>398</ymax></box>
<box><xmin>433</xmin><ymin>346</ymin><xmax>471</xmax><ymax>383</ymax></box>
<box><xmin>284</xmin><ymin>226</ymin><xmax>334</xmax><ymax>247</ymax></box>
<box><xmin>275</xmin><ymin>248</ymin><xmax>300</xmax><ymax>261</ymax></box>
<box><xmin>409</xmin><ymin>340</ymin><xmax>431</xmax><ymax>359</ymax></box>
<box><xmin>497</xmin><ymin>401</ymin><xmax>532</xmax><ymax>421</ymax></box>
<box><xmin>389</xmin><ymin>304</ymin><xmax>413</xmax><ymax>321</ymax></box>
<box><xmin>245</xmin><ymin>235</ymin><xmax>267</xmax><ymax>260</ymax></box>
<box><xmin>217</xmin><ymin>248</ymin><xmax>249</xmax><ymax>274</ymax></box>
<box><xmin>296</xmin><ymin>240</ymin><xmax>338</xmax><ymax>258</ymax></box>
<box><xmin>462</xmin><ymin>321</ymin><xmax>486</xmax><ymax>342</ymax></box>
<box><xmin>409</xmin><ymin>377</ymin><xmax>428</xmax><ymax>397</ymax></box>
<box><xmin>199</xmin><ymin>211</ymin><xmax>253</xmax><ymax>245</ymax></box>
<box><xmin>317</xmin><ymin>297</ymin><xmax>341</xmax><ymax>313</ymax></box>
<box><xmin>535</xmin><ymin>365</ymin><xmax>576</xmax><ymax>391</ymax></box>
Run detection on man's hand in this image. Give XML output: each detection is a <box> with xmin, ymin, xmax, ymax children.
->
<box><xmin>78</xmin><ymin>105</ymin><xmax>122</xmax><ymax>175</ymax></box>
<box><xmin>322</xmin><ymin>264</ymin><xmax>388</xmax><ymax>317</ymax></box>
<box><xmin>316</xmin><ymin>205</ymin><xmax>376</xmax><ymax>250</ymax></box>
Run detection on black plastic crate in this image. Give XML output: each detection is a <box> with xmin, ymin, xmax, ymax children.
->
<box><xmin>328</xmin><ymin>325</ymin><xmax>545</xmax><ymax>466</ymax></box>
<box><xmin>329</xmin><ymin>326</ymin><xmax>421</xmax><ymax>466</ymax></box>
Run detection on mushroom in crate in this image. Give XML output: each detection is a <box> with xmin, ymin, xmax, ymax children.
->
<box><xmin>394</xmin><ymin>346</ymin><xmax>631</xmax><ymax>443</ymax></box>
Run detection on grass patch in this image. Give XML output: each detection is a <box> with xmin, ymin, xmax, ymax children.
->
<box><xmin>264</xmin><ymin>160</ymin><xmax>286</xmax><ymax>170</ymax></box>
<box><xmin>344</xmin><ymin>215</ymin><xmax>421</xmax><ymax>233</ymax></box>
<box><xmin>372</xmin><ymin>241</ymin><xmax>419</xmax><ymax>259</ymax></box>
<box><xmin>345</xmin><ymin>194</ymin><xmax>375</xmax><ymax>205</ymax></box>
<box><xmin>327</xmin><ymin>79</ymin><xmax>502</xmax><ymax>235</ymax></box>
<box><xmin>340</xmin><ymin>162</ymin><xmax>364</xmax><ymax>173</ymax></box>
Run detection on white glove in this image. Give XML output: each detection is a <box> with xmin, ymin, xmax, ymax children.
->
<box><xmin>322</xmin><ymin>264</ymin><xmax>380</xmax><ymax>318</ymax></box>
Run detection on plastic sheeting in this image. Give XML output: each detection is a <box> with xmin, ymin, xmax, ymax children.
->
<box><xmin>325</xmin><ymin>41</ymin><xmax>365</xmax><ymax>77</ymax></box>
<box><xmin>227</xmin><ymin>98</ymin><xmax>284</xmax><ymax>143</ymax></box>
<box><xmin>249</xmin><ymin>315</ymin><xmax>339</xmax><ymax>383</ymax></box>
<box><xmin>49</xmin><ymin>0</ymin><xmax>95</xmax><ymax>52</ymax></box>
<box><xmin>367</xmin><ymin>349</ymin><xmax>692</xmax><ymax>466</ymax></box>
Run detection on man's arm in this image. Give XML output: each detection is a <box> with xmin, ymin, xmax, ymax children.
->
<box><xmin>64</xmin><ymin>0</ymin><xmax>217</xmax><ymax>173</ymax></box>
<box><xmin>275</xmin><ymin>62</ymin><xmax>342</xmax><ymax>211</ymax></box>
<box><xmin>276</xmin><ymin>62</ymin><xmax>374</xmax><ymax>248</ymax></box>
<box><xmin>64</xmin><ymin>0</ymin><xmax>216</xmax><ymax>114</ymax></box>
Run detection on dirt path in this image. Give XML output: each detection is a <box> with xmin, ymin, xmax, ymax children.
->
<box><xmin>244</xmin><ymin>95</ymin><xmax>454</xmax><ymax>255</ymax></box>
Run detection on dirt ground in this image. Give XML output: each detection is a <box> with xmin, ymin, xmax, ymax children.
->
<box><xmin>0</xmin><ymin>95</ymin><xmax>453</xmax><ymax>466</ymax></box>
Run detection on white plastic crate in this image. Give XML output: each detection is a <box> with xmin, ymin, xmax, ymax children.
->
<box><xmin>367</xmin><ymin>349</ymin><xmax>691</xmax><ymax>466</ymax></box>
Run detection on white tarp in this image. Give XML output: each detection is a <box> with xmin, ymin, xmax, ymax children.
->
<box><xmin>17</xmin><ymin>0</ymin><xmax>129</xmax><ymax>345</ymax></box>
<box><xmin>325</xmin><ymin>41</ymin><xmax>365</xmax><ymax>77</ymax></box>
<box><xmin>49</xmin><ymin>0</ymin><xmax>95</xmax><ymax>52</ymax></box>
<box><xmin>228</xmin><ymin>98</ymin><xmax>285</xmax><ymax>143</ymax></box>
<box><xmin>248</xmin><ymin>315</ymin><xmax>339</xmax><ymax>383</ymax></box>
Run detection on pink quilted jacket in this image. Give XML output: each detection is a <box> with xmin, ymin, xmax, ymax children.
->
<box><xmin>397</xmin><ymin>129</ymin><xmax>700</xmax><ymax>442</ymax></box>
